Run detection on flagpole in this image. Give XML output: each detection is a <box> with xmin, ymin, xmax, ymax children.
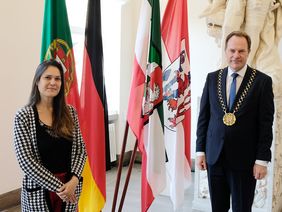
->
<box><xmin>118</xmin><ymin>139</ymin><xmax>138</xmax><ymax>212</ymax></box>
<box><xmin>111</xmin><ymin>121</ymin><xmax>129</xmax><ymax>212</ymax></box>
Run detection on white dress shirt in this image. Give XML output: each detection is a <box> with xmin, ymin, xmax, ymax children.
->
<box><xmin>226</xmin><ymin>65</ymin><xmax>246</xmax><ymax>105</ymax></box>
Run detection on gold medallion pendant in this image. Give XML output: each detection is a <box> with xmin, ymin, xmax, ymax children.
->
<box><xmin>217</xmin><ymin>68</ymin><xmax>256</xmax><ymax>127</ymax></box>
<box><xmin>223</xmin><ymin>113</ymin><xmax>236</xmax><ymax>126</ymax></box>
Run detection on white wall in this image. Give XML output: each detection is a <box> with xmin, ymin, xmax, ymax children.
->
<box><xmin>116</xmin><ymin>0</ymin><xmax>142</xmax><ymax>153</ymax></box>
<box><xmin>0</xmin><ymin>1</ymin><xmax>44</xmax><ymax>194</ymax></box>
<box><xmin>115</xmin><ymin>0</ymin><xmax>224</xmax><ymax>158</ymax></box>
<box><xmin>107</xmin><ymin>0</ymin><xmax>282</xmax><ymax>159</ymax></box>
<box><xmin>0</xmin><ymin>0</ymin><xmax>281</xmax><ymax>196</ymax></box>
<box><xmin>115</xmin><ymin>0</ymin><xmax>221</xmax><ymax>156</ymax></box>
<box><xmin>189</xmin><ymin>1</ymin><xmax>222</xmax><ymax>159</ymax></box>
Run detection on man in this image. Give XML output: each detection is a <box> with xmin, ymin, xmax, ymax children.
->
<box><xmin>196</xmin><ymin>31</ymin><xmax>274</xmax><ymax>212</ymax></box>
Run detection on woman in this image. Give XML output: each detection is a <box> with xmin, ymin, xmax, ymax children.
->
<box><xmin>13</xmin><ymin>59</ymin><xmax>86</xmax><ymax>211</ymax></box>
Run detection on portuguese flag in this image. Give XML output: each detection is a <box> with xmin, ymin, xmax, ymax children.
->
<box><xmin>40</xmin><ymin>0</ymin><xmax>80</xmax><ymax>111</ymax></box>
<box><xmin>78</xmin><ymin>0</ymin><xmax>109</xmax><ymax>211</ymax></box>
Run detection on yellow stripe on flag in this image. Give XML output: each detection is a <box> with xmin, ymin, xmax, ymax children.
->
<box><xmin>78</xmin><ymin>159</ymin><xmax>105</xmax><ymax>212</ymax></box>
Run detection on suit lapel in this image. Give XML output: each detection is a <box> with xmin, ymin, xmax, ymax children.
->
<box><xmin>222</xmin><ymin>67</ymin><xmax>228</xmax><ymax>110</ymax></box>
<box><xmin>235</xmin><ymin>66</ymin><xmax>252</xmax><ymax>103</ymax></box>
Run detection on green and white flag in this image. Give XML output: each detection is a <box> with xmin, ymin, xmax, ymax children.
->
<box><xmin>127</xmin><ymin>0</ymin><xmax>166</xmax><ymax>211</ymax></box>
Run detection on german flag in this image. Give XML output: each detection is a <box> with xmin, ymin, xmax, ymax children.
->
<box><xmin>78</xmin><ymin>0</ymin><xmax>110</xmax><ymax>211</ymax></box>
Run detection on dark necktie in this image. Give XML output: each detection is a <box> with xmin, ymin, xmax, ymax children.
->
<box><xmin>229</xmin><ymin>73</ymin><xmax>239</xmax><ymax>111</ymax></box>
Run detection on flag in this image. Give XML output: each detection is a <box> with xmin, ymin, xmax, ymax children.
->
<box><xmin>40</xmin><ymin>0</ymin><xmax>80</xmax><ymax>111</ymax></box>
<box><xmin>127</xmin><ymin>0</ymin><xmax>166</xmax><ymax>211</ymax></box>
<box><xmin>161</xmin><ymin>0</ymin><xmax>192</xmax><ymax>209</ymax></box>
<box><xmin>78</xmin><ymin>0</ymin><xmax>110</xmax><ymax>211</ymax></box>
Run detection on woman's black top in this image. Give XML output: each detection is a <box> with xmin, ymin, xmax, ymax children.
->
<box><xmin>33</xmin><ymin>107</ymin><xmax>72</xmax><ymax>174</ymax></box>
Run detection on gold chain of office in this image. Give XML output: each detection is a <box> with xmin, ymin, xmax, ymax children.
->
<box><xmin>217</xmin><ymin>68</ymin><xmax>257</xmax><ymax>126</ymax></box>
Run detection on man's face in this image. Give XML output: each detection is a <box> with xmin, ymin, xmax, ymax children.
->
<box><xmin>225</xmin><ymin>36</ymin><xmax>249</xmax><ymax>71</ymax></box>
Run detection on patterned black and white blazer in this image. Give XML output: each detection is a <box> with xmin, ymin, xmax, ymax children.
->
<box><xmin>13</xmin><ymin>105</ymin><xmax>86</xmax><ymax>211</ymax></box>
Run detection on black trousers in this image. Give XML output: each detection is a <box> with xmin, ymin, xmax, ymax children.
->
<box><xmin>207</xmin><ymin>153</ymin><xmax>256</xmax><ymax>212</ymax></box>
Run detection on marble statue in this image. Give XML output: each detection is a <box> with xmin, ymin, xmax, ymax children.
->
<box><xmin>197</xmin><ymin>1</ymin><xmax>282</xmax><ymax>211</ymax></box>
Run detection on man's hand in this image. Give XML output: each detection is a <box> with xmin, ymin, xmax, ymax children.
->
<box><xmin>197</xmin><ymin>155</ymin><xmax>207</xmax><ymax>170</ymax></box>
<box><xmin>253</xmin><ymin>164</ymin><xmax>267</xmax><ymax>180</ymax></box>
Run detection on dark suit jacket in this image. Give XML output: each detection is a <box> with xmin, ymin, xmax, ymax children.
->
<box><xmin>196</xmin><ymin>66</ymin><xmax>274</xmax><ymax>170</ymax></box>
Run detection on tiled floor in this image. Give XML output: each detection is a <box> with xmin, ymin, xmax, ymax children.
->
<box><xmin>105</xmin><ymin>163</ymin><xmax>200</xmax><ymax>212</ymax></box>
<box><xmin>2</xmin><ymin>163</ymin><xmax>201</xmax><ymax>212</ymax></box>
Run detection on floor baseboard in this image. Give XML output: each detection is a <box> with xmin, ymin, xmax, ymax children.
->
<box><xmin>0</xmin><ymin>188</ymin><xmax>21</xmax><ymax>211</ymax></box>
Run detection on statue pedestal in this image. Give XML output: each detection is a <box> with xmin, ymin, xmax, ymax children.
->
<box><xmin>192</xmin><ymin>164</ymin><xmax>274</xmax><ymax>211</ymax></box>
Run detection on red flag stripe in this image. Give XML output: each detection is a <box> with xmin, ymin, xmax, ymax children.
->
<box><xmin>162</xmin><ymin>0</ymin><xmax>190</xmax><ymax>62</ymax></box>
<box><xmin>127</xmin><ymin>56</ymin><xmax>146</xmax><ymax>150</ymax></box>
<box><xmin>80</xmin><ymin>48</ymin><xmax>106</xmax><ymax>197</ymax></box>
<box><xmin>141</xmin><ymin>149</ymin><xmax>154</xmax><ymax>212</ymax></box>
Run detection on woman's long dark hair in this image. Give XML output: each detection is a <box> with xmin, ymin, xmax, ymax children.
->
<box><xmin>28</xmin><ymin>59</ymin><xmax>74</xmax><ymax>139</ymax></box>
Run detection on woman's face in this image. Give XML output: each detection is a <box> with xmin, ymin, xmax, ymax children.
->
<box><xmin>37</xmin><ymin>66</ymin><xmax>62</xmax><ymax>100</ymax></box>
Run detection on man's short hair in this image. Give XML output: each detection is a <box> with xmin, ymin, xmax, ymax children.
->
<box><xmin>225</xmin><ymin>31</ymin><xmax>251</xmax><ymax>52</ymax></box>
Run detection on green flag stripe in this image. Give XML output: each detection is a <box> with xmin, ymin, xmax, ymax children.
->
<box><xmin>149</xmin><ymin>0</ymin><xmax>164</xmax><ymax>128</ymax></box>
<box><xmin>41</xmin><ymin>0</ymin><xmax>73</xmax><ymax>61</ymax></box>
<box><xmin>149</xmin><ymin>0</ymin><xmax>162</xmax><ymax>66</ymax></box>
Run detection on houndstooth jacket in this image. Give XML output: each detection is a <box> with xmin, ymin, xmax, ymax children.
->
<box><xmin>13</xmin><ymin>105</ymin><xmax>86</xmax><ymax>211</ymax></box>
